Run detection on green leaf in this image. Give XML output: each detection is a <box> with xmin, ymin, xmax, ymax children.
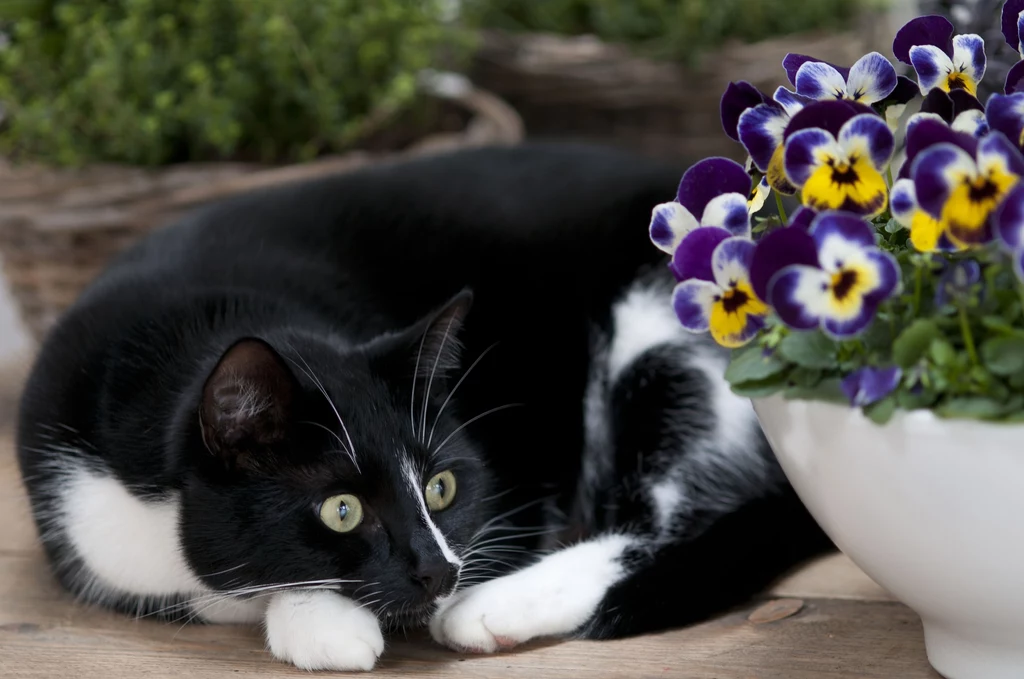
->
<box><xmin>980</xmin><ymin>336</ymin><xmax>1024</xmax><ymax>376</ymax></box>
<box><xmin>783</xmin><ymin>378</ymin><xmax>847</xmax><ymax>404</ymax></box>
<box><xmin>729</xmin><ymin>372</ymin><xmax>790</xmax><ymax>398</ymax></box>
<box><xmin>864</xmin><ymin>395</ymin><xmax>897</xmax><ymax>425</ymax></box>
<box><xmin>897</xmin><ymin>388</ymin><xmax>937</xmax><ymax>410</ymax></box>
<box><xmin>892</xmin><ymin>319</ymin><xmax>941</xmax><ymax>369</ymax></box>
<box><xmin>929</xmin><ymin>338</ymin><xmax>957</xmax><ymax>367</ymax></box>
<box><xmin>777</xmin><ymin>330</ymin><xmax>837</xmax><ymax>369</ymax></box>
<box><xmin>883</xmin><ymin>218</ymin><xmax>903</xmax><ymax>234</ymax></box>
<box><xmin>725</xmin><ymin>344</ymin><xmax>788</xmax><ymax>385</ymax></box>
<box><xmin>936</xmin><ymin>396</ymin><xmax>1014</xmax><ymax>420</ymax></box>
<box><xmin>788</xmin><ymin>367</ymin><xmax>823</xmax><ymax>388</ymax></box>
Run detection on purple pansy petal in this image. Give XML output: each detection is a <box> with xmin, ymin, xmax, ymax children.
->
<box><xmin>909</xmin><ymin>44</ymin><xmax>954</xmax><ymax>93</ymax></box>
<box><xmin>1019</xmin><ymin>10</ymin><xmax>1024</xmax><ymax>57</ymax></box>
<box><xmin>672</xmin><ymin>279</ymin><xmax>717</xmax><ymax>334</ymax></box>
<box><xmin>749</xmin><ymin>226</ymin><xmax>819</xmax><ymax>302</ymax></box>
<box><xmin>795</xmin><ymin>61</ymin><xmax>849</xmax><ymax>101</ymax></box>
<box><xmin>885</xmin><ymin>75</ymin><xmax>921</xmax><ymax>105</ymax></box>
<box><xmin>845</xmin><ymin>52</ymin><xmax>898</xmax><ymax>104</ymax></box>
<box><xmin>822</xmin><ymin>303</ymin><xmax>878</xmax><ymax>339</ymax></box>
<box><xmin>911</xmin><ymin>142</ymin><xmax>978</xmax><ymax>218</ymax></box>
<box><xmin>783</xmin><ymin>100</ymin><xmax>871</xmax><ymax>141</ymax></box>
<box><xmin>701</xmin><ymin>192</ymin><xmax>751</xmax><ymax>237</ymax></box>
<box><xmin>841</xmin><ymin>366</ymin><xmax>903</xmax><ymax>407</ymax></box>
<box><xmin>783</xmin><ymin>53</ymin><xmax>850</xmax><ymax>87</ymax></box>
<box><xmin>863</xmin><ymin>250</ymin><xmax>901</xmax><ymax>306</ymax></box>
<box><xmin>952</xmin><ymin>34</ymin><xmax>986</xmax><ymax>86</ymax></box>
<box><xmin>710</xmin><ymin>237</ymin><xmax>757</xmax><ymax>294</ymax></box>
<box><xmin>890</xmin><ymin>178</ymin><xmax>917</xmax><ymax>226</ymax></box>
<box><xmin>901</xmin><ymin>115</ymin><xmax>978</xmax><ymax>180</ymax></box>
<box><xmin>986</xmin><ymin>93</ymin><xmax>1024</xmax><ymax>151</ymax></box>
<box><xmin>721</xmin><ymin>81</ymin><xmax>770</xmax><ymax>141</ymax></box>
<box><xmin>893</xmin><ymin>15</ymin><xmax>955</xmax><ymax>65</ymax></box>
<box><xmin>811</xmin><ymin>211</ymin><xmax>877</xmax><ymax>256</ymax></box>
<box><xmin>768</xmin><ymin>265</ymin><xmax>827</xmax><ymax>331</ymax></box>
<box><xmin>738</xmin><ymin>103</ymin><xmax>788</xmax><ymax>172</ymax></box>
<box><xmin>789</xmin><ymin>206</ymin><xmax>818</xmax><ymax>231</ymax></box>
<box><xmin>675</xmin><ymin>158</ymin><xmax>752</xmax><ymax>220</ymax></box>
<box><xmin>839</xmin><ymin>113</ymin><xmax>894</xmax><ymax>170</ymax></box>
<box><xmin>649</xmin><ymin>202</ymin><xmax>699</xmax><ymax>255</ymax></box>
<box><xmin>1002</xmin><ymin>0</ymin><xmax>1024</xmax><ymax>52</ymax></box>
<box><xmin>934</xmin><ymin>260</ymin><xmax>981</xmax><ymax>307</ymax></box>
<box><xmin>949</xmin><ymin>89</ymin><xmax>983</xmax><ymax>115</ymax></box>
<box><xmin>996</xmin><ymin>182</ymin><xmax>1024</xmax><ymax>251</ymax></box>
<box><xmin>670</xmin><ymin>226</ymin><xmax>732</xmax><ymax>283</ymax></box>
<box><xmin>952</xmin><ymin>109</ymin><xmax>989</xmax><ymax>137</ymax></box>
<box><xmin>783</xmin><ymin>128</ymin><xmax>838</xmax><ymax>187</ymax></box>
<box><xmin>1006</xmin><ymin>60</ymin><xmax>1024</xmax><ymax>95</ymax></box>
<box><xmin>978</xmin><ymin>131</ymin><xmax>1024</xmax><ymax>178</ymax></box>
<box><xmin>920</xmin><ymin>88</ymin><xmax>954</xmax><ymax>121</ymax></box>
<box><xmin>773</xmin><ymin>87</ymin><xmax>813</xmax><ymax>115</ymax></box>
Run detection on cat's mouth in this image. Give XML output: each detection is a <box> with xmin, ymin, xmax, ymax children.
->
<box><xmin>378</xmin><ymin>601</ymin><xmax>437</xmax><ymax>629</ymax></box>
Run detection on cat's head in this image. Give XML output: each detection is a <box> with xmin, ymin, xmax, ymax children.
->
<box><xmin>179</xmin><ymin>290</ymin><xmax>493</xmax><ymax>625</ymax></box>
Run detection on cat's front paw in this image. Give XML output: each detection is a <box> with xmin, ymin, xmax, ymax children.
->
<box><xmin>265</xmin><ymin>590</ymin><xmax>384</xmax><ymax>671</ymax></box>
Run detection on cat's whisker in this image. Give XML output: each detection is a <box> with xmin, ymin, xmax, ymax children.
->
<box><xmin>426</xmin><ymin>342</ymin><xmax>498</xmax><ymax>448</ymax></box>
<box><xmin>284</xmin><ymin>346</ymin><xmax>360</xmax><ymax>472</ymax></box>
<box><xmin>411</xmin><ymin>330</ymin><xmax>429</xmax><ymax>441</ymax></box>
<box><xmin>299</xmin><ymin>420</ymin><xmax>348</xmax><ymax>452</ymax></box>
<box><xmin>430</xmin><ymin>403</ymin><xmax>525</xmax><ymax>461</ymax></box>
<box><xmin>420</xmin><ymin>314</ymin><xmax>457</xmax><ymax>447</ymax></box>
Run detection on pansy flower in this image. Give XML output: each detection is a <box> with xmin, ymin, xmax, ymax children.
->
<box><xmin>918</xmin><ymin>88</ymin><xmax>988</xmax><ymax>138</ymax></box>
<box><xmin>782</xmin><ymin>52</ymin><xmax>898</xmax><ymax>105</ymax></box>
<box><xmin>672</xmin><ymin>230</ymin><xmax>768</xmax><ymax>348</ymax></box>
<box><xmin>890</xmin><ymin>177</ymin><xmax>953</xmax><ymax>252</ymax></box>
<box><xmin>986</xmin><ymin>93</ymin><xmax>1024</xmax><ymax>154</ymax></box>
<box><xmin>730</xmin><ymin>84</ymin><xmax>812</xmax><ymax>194</ymax></box>
<box><xmin>750</xmin><ymin>211</ymin><xmax>899</xmax><ymax>339</ymax></box>
<box><xmin>893</xmin><ymin>16</ymin><xmax>986</xmax><ymax>96</ymax></box>
<box><xmin>911</xmin><ymin>132</ymin><xmax>1024</xmax><ymax>248</ymax></box>
<box><xmin>934</xmin><ymin>260</ymin><xmax>982</xmax><ymax>307</ymax></box>
<box><xmin>994</xmin><ymin>183</ymin><xmax>1024</xmax><ymax>280</ymax></box>
<box><xmin>649</xmin><ymin>158</ymin><xmax>752</xmax><ymax>258</ymax></box>
<box><xmin>841</xmin><ymin>366</ymin><xmax>902</xmax><ymax>407</ymax></box>
<box><xmin>1002</xmin><ymin>0</ymin><xmax>1024</xmax><ymax>57</ymax></box>
<box><xmin>782</xmin><ymin>101</ymin><xmax>894</xmax><ymax>218</ymax></box>
<box><xmin>896</xmin><ymin>109</ymin><xmax>979</xmax><ymax>181</ymax></box>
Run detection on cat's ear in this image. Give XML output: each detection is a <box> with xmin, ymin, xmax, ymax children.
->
<box><xmin>410</xmin><ymin>289</ymin><xmax>473</xmax><ymax>379</ymax></box>
<box><xmin>200</xmin><ymin>339</ymin><xmax>296</xmax><ymax>470</ymax></box>
<box><xmin>370</xmin><ymin>289</ymin><xmax>473</xmax><ymax>383</ymax></box>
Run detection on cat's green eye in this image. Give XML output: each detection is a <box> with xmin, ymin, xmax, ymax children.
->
<box><xmin>319</xmin><ymin>494</ymin><xmax>364</xmax><ymax>533</ymax></box>
<box><xmin>425</xmin><ymin>470</ymin><xmax>457</xmax><ymax>512</ymax></box>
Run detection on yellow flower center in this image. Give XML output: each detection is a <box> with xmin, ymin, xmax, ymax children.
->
<box><xmin>941</xmin><ymin>169</ymin><xmax>1018</xmax><ymax>248</ymax></box>
<box><xmin>824</xmin><ymin>262</ymin><xmax>878</xmax><ymax>320</ymax></box>
<box><xmin>800</xmin><ymin>153</ymin><xmax>888</xmax><ymax>218</ymax></box>
<box><xmin>909</xmin><ymin>210</ymin><xmax>946</xmax><ymax>252</ymax></box>
<box><xmin>708</xmin><ymin>280</ymin><xmax>768</xmax><ymax>348</ymax></box>
<box><xmin>944</xmin><ymin>71</ymin><xmax>976</xmax><ymax>97</ymax></box>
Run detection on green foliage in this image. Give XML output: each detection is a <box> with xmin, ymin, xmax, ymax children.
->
<box><xmin>466</xmin><ymin>0</ymin><xmax>870</xmax><ymax>63</ymax></box>
<box><xmin>0</xmin><ymin>0</ymin><xmax>471</xmax><ymax>165</ymax></box>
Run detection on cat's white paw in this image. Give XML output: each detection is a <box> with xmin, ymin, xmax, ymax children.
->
<box><xmin>430</xmin><ymin>534</ymin><xmax>634</xmax><ymax>653</ymax></box>
<box><xmin>265</xmin><ymin>590</ymin><xmax>384</xmax><ymax>671</ymax></box>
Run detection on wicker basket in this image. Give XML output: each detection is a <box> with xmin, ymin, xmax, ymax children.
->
<box><xmin>0</xmin><ymin>75</ymin><xmax>523</xmax><ymax>342</ymax></box>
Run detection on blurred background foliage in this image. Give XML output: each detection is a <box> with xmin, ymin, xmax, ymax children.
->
<box><xmin>467</xmin><ymin>0</ymin><xmax>870</xmax><ymax>62</ymax></box>
<box><xmin>0</xmin><ymin>0</ymin><xmax>875</xmax><ymax>167</ymax></box>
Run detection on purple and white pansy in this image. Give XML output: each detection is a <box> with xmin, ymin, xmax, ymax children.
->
<box><xmin>649</xmin><ymin>157</ymin><xmax>753</xmax><ymax>257</ymax></box>
<box><xmin>841</xmin><ymin>366</ymin><xmax>903</xmax><ymax>407</ymax></box>
<box><xmin>893</xmin><ymin>15</ymin><xmax>986</xmax><ymax>96</ymax></box>
<box><xmin>783</xmin><ymin>52</ymin><xmax>897</xmax><ymax>105</ymax></box>
<box><xmin>750</xmin><ymin>212</ymin><xmax>900</xmax><ymax>339</ymax></box>
<box><xmin>671</xmin><ymin>229</ymin><xmax>769</xmax><ymax>348</ymax></box>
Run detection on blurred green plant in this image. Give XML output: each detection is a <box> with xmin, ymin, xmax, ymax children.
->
<box><xmin>466</xmin><ymin>0</ymin><xmax>877</xmax><ymax>63</ymax></box>
<box><xmin>0</xmin><ymin>0</ymin><xmax>472</xmax><ymax>166</ymax></box>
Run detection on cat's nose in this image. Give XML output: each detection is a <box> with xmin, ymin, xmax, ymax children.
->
<box><xmin>412</xmin><ymin>559</ymin><xmax>457</xmax><ymax>598</ymax></box>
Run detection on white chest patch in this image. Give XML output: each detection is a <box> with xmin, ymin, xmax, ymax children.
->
<box><xmin>606</xmin><ymin>286</ymin><xmax>686</xmax><ymax>382</ymax></box>
<box><xmin>60</xmin><ymin>464</ymin><xmax>205</xmax><ymax>597</ymax></box>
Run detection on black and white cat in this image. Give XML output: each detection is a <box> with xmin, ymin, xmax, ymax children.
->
<box><xmin>17</xmin><ymin>144</ymin><xmax>831</xmax><ymax>671</ymax></box>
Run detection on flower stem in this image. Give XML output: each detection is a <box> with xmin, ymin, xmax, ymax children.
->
<box><xmin>958</xmin><ymin>304</ymin><xmax>978</xmax><ymax>365</ymax></box>
<box><xmin>913</xmin><ymin>264</ymin><xmax>923</xmax><ymax>315</ymax></box>
<box><xmin>885</xmin><ymin>165</ymin><xmax>894</xmax><ymax>189</ymax></box>
<box><xmin>774</xmin><ymin>191</ymin><xmax>788</xmax><ymax>224</ymax></box>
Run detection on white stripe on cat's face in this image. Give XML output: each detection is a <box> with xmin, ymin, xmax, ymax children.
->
<box><xmin>402</xmin><ymin>460</ymin><xmax>463</xmax><ymax>567</ymax></box>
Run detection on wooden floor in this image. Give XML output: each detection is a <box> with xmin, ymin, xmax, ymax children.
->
<box><xmin>0</xmin><ymin>360</ymin><xmax>942</xmax><ymax>679</ymax></box>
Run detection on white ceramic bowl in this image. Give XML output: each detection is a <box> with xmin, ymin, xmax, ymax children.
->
<box><xmin>753</xmin><ymin>395</ymin><xmax>1024</xmax><ymax>679</ymax></box>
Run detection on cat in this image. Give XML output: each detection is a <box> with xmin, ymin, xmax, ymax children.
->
<box><xmin>16</xmin><ymin>143</ymin><xmax>832</xmax><ymax>671</ymax></box>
